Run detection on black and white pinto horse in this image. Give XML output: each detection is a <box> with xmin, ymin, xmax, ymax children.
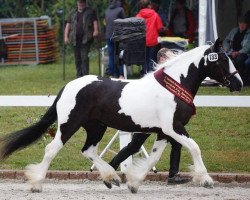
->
<box><xmin>0</xmin><ymin>39</ymin><xmax>242</xmax><ymax>193</ymax></box>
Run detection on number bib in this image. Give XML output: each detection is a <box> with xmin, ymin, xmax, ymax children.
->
<box><xmin>207</xmin><ymin>53</ymin><xmax>218</xmax><ymax>62</ymax></box>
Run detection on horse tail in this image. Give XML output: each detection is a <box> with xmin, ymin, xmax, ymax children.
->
<box><xmin>0</xmin><ymin>87</ymin><xmax>64</xmax><ymax>160</ymax></box>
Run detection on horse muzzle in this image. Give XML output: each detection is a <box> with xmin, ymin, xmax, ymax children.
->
<box><xmin>225</xmin><ymin>71</ymin><xmax>243</xmax><ymax>92</ymax></box>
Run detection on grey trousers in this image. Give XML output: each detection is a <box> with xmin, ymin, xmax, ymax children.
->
<box><xmin>73</xmin><ymin>42</ymin><xmax>91</xmax><ymax>78</ymax></box>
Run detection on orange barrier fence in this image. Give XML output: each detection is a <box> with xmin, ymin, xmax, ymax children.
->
<box><xmin>0</xmin><ymin>17</ymin><xmax>58</xmax><ymax>65</ymax></box>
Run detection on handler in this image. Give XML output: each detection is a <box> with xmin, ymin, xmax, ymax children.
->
<box><xmin>64</xmin><ymin>0</ymin><xmax>99</xmax><ymax>78</ymax></box>
<box><xmin>109</xmin><ymin>48</ymin><xmax>190</xmax><ymax>185</ymax></box>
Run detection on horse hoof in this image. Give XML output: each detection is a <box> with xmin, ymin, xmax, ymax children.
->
<box><xmin>128</xmin><ymin>185</ymin><xmax>138</xmax><ymax>194</ymax></box>
<box><xmin>203</xmin><ymin>181</ymin><xmax>213</xmax><ymax>189</ymax></box>
<box><xmin>199</xmin><ymin>174</ymin><xmax>214</xmax><ymax>188</ymax></box>
<box><xmin>112</xmin><ymin>178</ymin><xmax>120</xmax><ymax>187</ymax></box>
<box><xmin>103</xmin><ymin>181</ymin><xmax>112</xmax><ymax>189</ymax></box>
<box><xmin>31</xmin><ymin>188</ymin><xmax>42</xmax><ymax>193</ymax></box>
<box><xmin>30</xmin><ymin>185</ymin><xmax>42</xmax><ymax>193</ymax></box>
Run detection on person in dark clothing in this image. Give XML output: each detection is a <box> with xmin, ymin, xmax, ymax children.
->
<box><xmin>64</xmin><ymin>0</ymin><xmax>99</xmax><ymax>78</ymax></box>
<box><xmin>109</xmin><ymin>48</ymin><xmax>190</xmax><ymax>185</ymax></box>
<box><xmin>223</xmin><ymin>15</ymin><xmax>250</xmax><ymax>85</ymax></box>
<box><xmin>0</xmin><ymin>39</ymin><xmax>8</xmax><ymax>60</ymax></box>
<box><xmin>109</xmin><ymin>133</ymin><xmax>188</xmax><ymax>184</ymax></box>
<box><xmin>243</xmin><ymin>10</ymin><xmax>250</xmax><ymax>85</ymax></box>
<box><xmin>136</xmin><ymin>0</ymin><xmax>163</xmax><ymax>75</ymax></box>
<box><xmin>166</xmin><ymin>0</ymin><xmax>196</xmax><ymax>43</ymax></box>
<box><xmin>105</xmin><ymin>0</ymin><xmax>126</xmax><ymax>79</ymax></box>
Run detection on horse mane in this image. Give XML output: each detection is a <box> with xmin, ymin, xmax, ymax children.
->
<box><xmin>156</xmin><ymin>45</ymin><xmax>210</xmax><ymax>72</ymax></box>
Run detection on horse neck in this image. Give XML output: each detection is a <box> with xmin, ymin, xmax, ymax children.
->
<box><xmin>162</xmin><ymin>46</ymin><xmax>208</xmax><ymax>97</ymax></box>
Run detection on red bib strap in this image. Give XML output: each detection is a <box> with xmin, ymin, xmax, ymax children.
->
<box><xmin>154</xmin><ymin>68</ymin><xmax>196</xmax><ymax>115</ymax></box>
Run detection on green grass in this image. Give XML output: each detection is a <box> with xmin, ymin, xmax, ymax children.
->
<box><xmin>0</xmin><ymin>54</ymin><xmax>249</xmax><ymax>173</ymax></box>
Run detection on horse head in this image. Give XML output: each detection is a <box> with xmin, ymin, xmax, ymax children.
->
<box><xmin>203</xmin><ymin>38</ymin><xmax>243</xmax><ymax>92</ymax></box>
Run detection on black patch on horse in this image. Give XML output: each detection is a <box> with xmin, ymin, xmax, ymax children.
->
<box><xmin>172</xmin><ymin>61</ymin><xmax>205</xmax><ymax>136</ymax></box>
<box><xmin>60</xmin><ymin>77</ymin><xmax>166</xmax><ymax>143</ymax></box>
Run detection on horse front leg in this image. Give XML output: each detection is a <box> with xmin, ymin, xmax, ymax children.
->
<box><xmin>82</xmin><ymin>143</ymin><xmax>121</xmax><ymax>188</ymax></box>
<box><xmin>125</xmin><ymin>138</ymin><xmax>167</xmax><ymax>193</ymax></box>
<box><xmin>166</xmin><ymin>129</ymin><xmax>214</xmax><ymax>188</ymax></box>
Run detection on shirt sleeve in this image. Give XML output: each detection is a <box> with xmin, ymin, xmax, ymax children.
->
<box><xmin>239</xmin><ymin>31</ymin><xmax>250</xmax><ymax>54</ymax></box>
<box><xmin>223</xmin><ymin>28</ymin><xmax>236</xmax><ymax>52</ymax></box>
<box><xmin>92</xmin><ymin>9</ymin><xmax>98</xmax><ymax>21</ymax></box>
<box><xmin>156</xmin><ymin>14</ymin><xmax>163</xmax><ymax>31</ymax></box>
<box><xmin>66</xmin><ymin>10</ymin><xmax>74</xmax><ymax>24</ymax></box>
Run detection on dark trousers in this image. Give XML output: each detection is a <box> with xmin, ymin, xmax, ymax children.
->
<box><xmin>109</xmin><ymin>133</ymin><xmax>182</xmax><ymax>178</ymax></box>
<box><xmin>231</xmin><ymin>53</ymin><xmax>248</xmax><ymax>85</ymax></box>
<box><xmin>142</xmin><ymin>45</ymin><xmax>158</xmax><ymax>74</ymax></box>
<box><xmin>244</xmin><ymin>57</ymin><xmax>250</xmax><ymax>85</ymax></box>
<box><xmin>73</xmin><ymin>42</ymin><xmax>91</xmax><ymax>78</ymax></box>
<box><xmin>232</xmin><ymin>53</ymin><xmax>248</xmax><ymax>72</ymax></box>
<box><xmin>107</xmin><ymin>39</ymin><xmax>124</xmax><ymax>77</ymax></box>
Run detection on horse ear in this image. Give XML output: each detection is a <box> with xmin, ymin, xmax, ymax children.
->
<box><xmin>212</xmin><ymin>38</ymin><xmax>222</xmax><ymax>52</ymax></box>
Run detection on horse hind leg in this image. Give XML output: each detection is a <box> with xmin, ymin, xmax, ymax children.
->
<box><xmin>25</xmin><ymin>128</ymin><xmax>63</xmax><ymax>192</ymax></box>
<box><xmin>81</xmin><ymin>122</ymin><xmax>121</xmax><ymax>189</ymax></box>
<box><xmin>25</xmin><ymin>120</ymin><xmax>81</xmax><ymax>192</ymax></box>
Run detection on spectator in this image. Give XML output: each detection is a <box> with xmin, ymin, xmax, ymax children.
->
<box><xmin>121</xmin><ymin>0</ymin><xmax>131</xmax><ymax>17</ymax></box>
<box><xmin>0</xmin><ymin>38</ymin><xmax>8</xmax><ymax>60</ymax></box>
<box><xmin>64</xmin><ymin>0</ymin><xmax>99</xmax><ymax>78</ymax></box>
<box><xmin>151</xmin><ymin>1</ymin><xmax>168</xmax><ymax>27</ymax></box>
<box><xmin>223</xmin><ymin>14</ymin><xmax>250</xmax><ymax>85</ymax></box>
<box><xmin>136</xmin><ymin>0</ymin><xmax>163</xmax><ymax>76</ymax></box>
<box><xmin>243</xmin><ymin>10</ymin><xmax>250</xmax><ymax>85</ymax></box>
<box><xmin>105</xmin><ymin>0</ymin><xmax>126</xmax><ymax>79</ymax></box>
<box><xmin>109</xmin><ymin>48</ymin><xmax>190</xmax><ymax>185</ymax></box>
<box><xmin>244</xmin><ymin>57</ymin><xmax>250</xmax><ymax>85</ymax></box>
<box><xmin>167</xmin><ymin>0</ymin><xmax>196</xmax><ymax>43</ymax></box>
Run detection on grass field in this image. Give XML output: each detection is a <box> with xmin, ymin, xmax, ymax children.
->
<box><xmin>0</xmin><ymin>54</ymin><xmax>249</xmax><ymax>173</ymax></box>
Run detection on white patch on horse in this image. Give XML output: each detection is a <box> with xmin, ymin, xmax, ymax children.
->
<box><xmin>57</xmin><ymin>75</ymin><xmax>100</xmax><ymax>124</ymax></box>
<box><xmin>118</xmin><ymin>75</ymin><xmax>176</xmax><ymax>129</ymax></box>
<box><xmin>204</xmin><ymin>55</ymin><xmax>208</xmax><ymax>66</ymax></box>
<box><xmin>162</xmin><ymin>45</ymin><xmax>210</xmax><ymax>81</ymax></box>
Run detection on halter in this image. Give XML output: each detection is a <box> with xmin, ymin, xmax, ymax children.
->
<box><xmin>207</xmin><ymin>46</ymin><xmax>239</xmax><ymax>87</ymax></box>
<box><xmin>221</xmin><ymin>69</ymin><xmax>239</xmax><ymax>87</ymax></box>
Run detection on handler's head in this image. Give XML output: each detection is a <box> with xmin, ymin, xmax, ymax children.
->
<box><xmin>77</xmin><ymin>0</ymin><xmax>86</xmax><ymax>5</ymax></box>
<box><xmin>139</xmin><ymin>0</ymin><xmax>151</xmax><ymax>9</ymax></box>
<box><xmin>77</xmin><ymin>0</ymin><xmax>86</xmax><ymax>11</ymax></box>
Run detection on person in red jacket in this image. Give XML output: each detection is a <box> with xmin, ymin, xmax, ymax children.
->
<box><xmin>167</xmin><ymin>0</ymin><xmax>196</xmax><ymax>43</ymax></box>
<box><xmin>136</xmin><ymin>0</ymin><xmax>163</xmax><ymax>76</ymax></box>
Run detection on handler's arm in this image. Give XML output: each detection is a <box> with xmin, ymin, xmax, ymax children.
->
<box><xmin>64</xmin><ymin>23</ymin><xmax>70</xmax><ymax>44</ymax></box>
<box><xmin>93</xmin><ymin>20</ymin><xmax>99</xmax><ymax>37</ymax></box>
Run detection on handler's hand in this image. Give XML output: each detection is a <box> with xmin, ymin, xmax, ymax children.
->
<box><xmin>93</xmin><ymin>30</ymin><xmax>99</xmax><ymax>37</ymax></box>
<box><xmin>231</xmin><ymin>51</ymin><xmax>240</xmax><ymax>58</ymax></box>
<box><xmin>64</xmin><ymin>36</ymin><xmax>69</xmax><ymax>45</ymax></box>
